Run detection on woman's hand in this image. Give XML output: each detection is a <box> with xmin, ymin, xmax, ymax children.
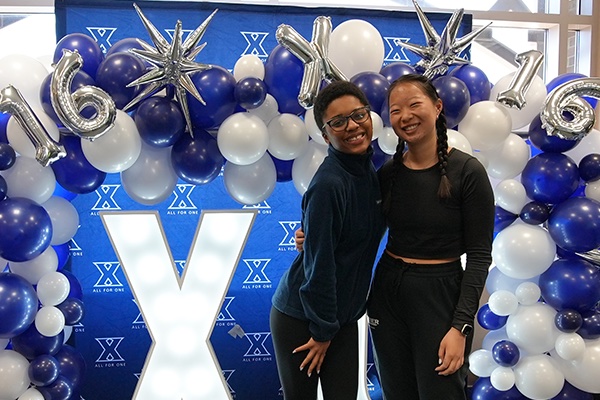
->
<box><xmin>435</xmin><ymin>327</ymin><xmax>466</xmax><ymax>376</ymax></box>
<box><xmin>293</xmin><ymin>337</ymin><xmax>331</xmax><ymax>377</ymax></box>
<box><xmin>294</xmin><ymin>228</ymin><xmax>305</xmax><ymax>252</ymax></box>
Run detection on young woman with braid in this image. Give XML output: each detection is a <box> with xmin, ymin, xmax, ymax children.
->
<box><xmin>367</xmin><ymin>73</ymin><xmax>495</xmax><ymax>399</ymax></box>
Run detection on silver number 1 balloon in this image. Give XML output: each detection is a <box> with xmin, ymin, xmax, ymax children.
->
<box><xmin>497</xmin><ymin>50</ymin><xmax>544</xmax><ymax>110</ymax></box>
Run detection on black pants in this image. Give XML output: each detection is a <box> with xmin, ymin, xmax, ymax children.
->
<box><xmin>367</xmin><ymin>252</ymin><xmax>471</xmax><ymax>400</ymax></box>
<box><xmin>270</xmin><ymin>307</ymin><xmax>359</xmax><ymax>400</ymax></box>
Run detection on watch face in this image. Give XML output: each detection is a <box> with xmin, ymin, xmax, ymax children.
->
<box><xmin>462</xmin><ymin>324</ymin><xmax>473</xmax><ymax>336</ymax></box>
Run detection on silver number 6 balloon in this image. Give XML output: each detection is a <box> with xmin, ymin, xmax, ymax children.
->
<box><xmin>0</xmin><ymin>85</ymin><xmax>66</xmax><ymax>167</ymax></box>
<box><xmin>51</xmin><ymin>49</ymin><xmax>117</xmax><ymax>141</ymax></box>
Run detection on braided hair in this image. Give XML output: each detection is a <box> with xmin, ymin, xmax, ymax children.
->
<box><xmin>387</xmin><ymin>74</ymin><xmax>452</xmax><ymax>199</ymax></box>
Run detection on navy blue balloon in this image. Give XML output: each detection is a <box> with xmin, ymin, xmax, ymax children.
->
<box><xmin>271</xmin><ymin>154</ymin><xmax>293</xmax><ymax>182</ymax></box>
<box><xmin>547</xmin><ymin>72</ymin><xmax>598</xmax><ymax>109</ymax></box>
<box><xmin>379</xmin><ymin>62</ymin><xmax>416</xmax><ymax>83</ymax></box>
<box><xmin>0</xmin><ymin>197</ymin><xmax>53</xmax><ymax>262</ymax></box>
<box><xmin>578</xmin><ymin>310</ymin><xmax>600</xmax><ymax>339</ymax></box>
<box><xmin>528</xmin><ymin>114</ymin><xmax>580</xmax><ymax>153</ymax></box>
<box><xmin>105</xmin><ymin>37</ymin><xmax>151</xmax><ymax>68</ymax></box>
<box><xmin>95</xmin><ymin>52</ymin><xmax>146</xmax><ymax>109</ymax></box>
<box><xmin>548</xmin><ymin>197</ymin><xmax>600</xmax><ymax>252</ymax></box>
<box><xmin>52</xmin><ymin>182</ymin><xmax>77</xmax><ymax>202</ymax></box>
<box><xmin>0</xmin><ymin>142</ymin><xmax>16</xmax><ymax>170</ymax></box>
<box><xmin>0</xmin><ymin>112</ymin><xmax>9</xmax><ymax>143</ymax></box>
<box><xmin>0</xmin><ymin>175</ymin><xmax>6</xmax><ymax>201</ymax></box>
<box><xmin>477</xmin><ymin>304</ymin><xmax>508</xmax><ymax>330</ymax></box>
<box><xmin>37</xmin><ymin>375</ymin><xmax>73</xmax><ymax>400</ymax></box>
<box><xmin>59</xmin><ymin>270</ymin><xmax>83</xmax><ymax>301</ymax></box>
<box><xmin>372</xmin><ymin>139</ymin><xmax>392</xmax><ymax>170</ymax></box>
<box><xmin>495</xmin><ymin>206</ymin><xmax>517</xmax><ymax>233</ymax></box>
<box><xmin>539</xmin><ymin>258</ymin><xmax>600</xmax><ymax>312</ymax></box>
<box><xmin>11</xmin><ymin>323</ymin><xmax>64</xmax><ymax>359</ymax></box>
<box><xmin>263</xmin><ymin>45</ymin><xmax>304</xmax><ymax>115</ymax></box>
<box><xmin>0</xmin><ymin>273</ymin><xmax>38</xmax><ymax>338</ymax></box>
<box><xmin>53</xmin><ymin>33</ymin><xmax>104</xmax><ymax>80</ymax></box>
<box><xmin>432</xmin><ymin>76</ymin><xmax>470</xmax><ymax>128</ymax></box>
<box><xmin>519</xmin><ymin>201</ymin><xmax>550</xmax><ymax>225</ymax></box>
<box><xmin>380</xmin><ymin>97</ymin><xmax>391</xmax><ymax>126</ymax></box>
<box><xmin>521</xmin><ymin>153</ymin><xmax>580</xmax><ymax>204</ymax></box>
<box><xmin>234</xmin><ymin>77</ymin><xmax>267</xmax><ymax>110</ymax></box>
<box><xmin>492</xmin><ymin>340</ymin><xmax>520</xmax><ymax>367</ymax></box>
<box><xmin>134</xmin><ymin>96</ymin><xmax>185</xmax><ymax>148</ymax></box>
<box><xmin>550</xmin><ymin>381</ymin><xmax>593</xmax><ymax>399</ymax></box>
<box><xmin>40</xmin><ymin>70</ymin><xmax>95</xmax><ymax>126</ymax></box>
<box><xmin>449</xmin><ymin>64</ymin><xmax>491</xmax><ymax>105</ymax></box>
<box><xmin>187</xmin><ymin>65</ymin><xmax>238</xmax><ymax>129</ymax></box>
<box><xmin>54</xmin><ymin>344</ymin><xmax>86</xmax><ymax>390</ymax></box>
<box><xmin>51</xmin><ymin>135</ymin><xmax>106</xmax><ymax>194</ymax></box>
<box><xmin>554</xmin><ymin>309</ymin><xmax>583</xmax><ymax>333</ymax></box>
<box><xmin>53</xmin><ymin>243</ymin><xmax>71</xmax><ymax>271</ymax></box>
<box><xmin>57</xmin><ymin>297</ymin><xmax>85</xmax><ymax>326</ymax></box>
<box><xmin>171</xmin><ymin>127</ymin><xmax>224</xmax><ymax>185</ymax></box>
<box><xmin>28</xmin><ymin>354</ymin><xmax>60</xmax><ymax>386</ymax></box>
<box><xmin>579</xmin><ymin>153</ymin><xmax>600</xmax><ymax>182</ymax></box>
<box><xmin>471</xmin><ymin>377</ymin><xmax>525</xmax><ymax>400</ymax></box>
<box><xmin>350</xmin><ymin>71</ymin><xmax>390</xmax><ymax>114</ymax></box>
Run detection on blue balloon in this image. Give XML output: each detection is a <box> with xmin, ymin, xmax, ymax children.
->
<box><xmin>28</xmin><ymin>354</ymin><xmax>60</xmax><ymax>386</ymax></box>
<box><xmin>547</xmin><ymin>72</ymin><xmax>598</xmax><ymax>109</ymax></box>
<box><xmin>11</xmin><ymin>323</ymin><xmax>64</xmax><ymax>359</ymax></box>
<box><xmin>54</xmin><ymin>344</ymin><xmax>86</xmax><ymax>390</ymax></box>
<box><xmin>372</xmin><ymin>139</ymin><xmax>392</xmax><ymax>170</ymax></box>
<box><xmin>60</xmin><ymin>270</ymin><xmax>83</xmax><ymax>301</ymax></box>
<box><xmin>95</xmin><ymin>52</ymin><xmax>146</xmax><ymax>109</ymax></box>
<box><xmin>134</xmin><ymin>96</ymin><xmax>185</xmax><ymax>148</ymax></box>
<box><xmin>477</xmin><ymin>304</ymin><xmax>508</xmax><ymax>331</ymax></box>
<box><xmin>550</xmin><ymin>381</ymin><xmax>593</xmax><ymax>399</ymax></box>
<box><xmin>0</xmin><ymin>273</ymin><xmax>38</xmax><ymax>338</ymax></box>
<box><xmin>37</xmin><ymin>374</ymin><xmax>73</xmax><ymax>400</ymax></box>
<box><xmin>495</xmin><ymin>206</ymin><xmax>517</xmax><ymax>233</ymax></box>
<box><xmin>379</xmin><ymin>62</ymin><xmax>416</xmax><ymax>83</ymax></box>
<box><xmin>548</xmin><ymin>197</ymin><xmax>600</xmax><ymax>252</ymax></box>
<box><xmin>519</xmin><ymin>201</ymin><xmax>550</xmax><ymax>225</ymax></box>
<box><xmin>53</xmin><ymin>33</ymin><xmax>104</xmax><ymax>80</ymax></box>
<box><xmin>0</xmin><ymin>142</ymin><xmax>16</xmax><ymax>170</ymax></box>
<box><xmin>187</xmin><ymin>65</ymin><xmax>237</xmax><ymax>129</ymax></box>
<box><xmin>51</xmin><ymin>135</ymin><xmax>106</xmax><ymax>194</ymax></box>
<box><xmin>380</xmin><ymin>97</ymin><xmax>391</xmax><ymax>126</ymax></box>
<box><xmin>492</xmin><ymin>340</ymin><xmax>520</xmax><ymax>367</ymax></box>
<box><xmin>234</xmin><ymin>77</ymin><xmax>267</xmax><ymax>110</ymax></box>
<box><xmin>554</xmin><ymin>309</ymin><xmax>583</xmax><ymax>333</ymax></box>
<box><xmin>471</xmin><ymin>377</ymin><xmax>525</xmax><ymax>400</ymax></box>
<box><xmin>0</xmin><ymin>197</ymin><xmax>53</xmax><ymax>262</ymax></box>
<box><xmin>449</xmin><ymin>64</ymin><xmax>491</xmax><ymax>105</ymax></box>
<box><xmin>57</xmin><ymin>297</ymin><xmax>85</xmax><ymax>326</ymax></box>
<box><xmin>270</xmin><ymin>154</ymin><xmax>293</xmax><ymax>182</ymax></box>
<box><xmin>0</xmin><ymin>112</ymin><xmax>9</xmax><ymax>143</ymax></box>
<box><xmin>263</xmin><ymin>45</ymin><xmax>304</xmax><ymax>115</ymax></box>
<box><xmin>53</xmin><ymin>243</ymin><xmax>71</xmax><ymax>271</ymax></box>
<box><xmin>432</xmin><ymin>76</ymin><xmax>470</xmax><ymax>128</ymax></box>
<box><xmin>521</xmin><ymin>153</ymin><xmax>580</xmax><ymax>204</ymax></box>
<box><xmin>579</xmin><ymin>153</ymin><xmax>600</xmax><ymax>182</ymax></box>
<box><xmin>350</xmin><ymin>72</ymin><xmax>390</xmax><ymax>114</ymax></box>
<box><xmin>528</xmin><ymin>114</ymin><xmax>580</xmax><ymax>153</ymax></box>
<box><xmin>171</xmin><ymin>127</ymin><xmax>224</xmax><ymax>185</ymax></box>
<box><xmin>0</xmin><ymin>175</ymin><xmax>6</xmax><ymax>202</ymax></box>
<box><xmin>539</xmin><ymin>258</ymin><xmax>600</xmax><ymax>312</ymax></box>
<box><xmin>105</xmin><ymin>37</ymin><xmax>149</xmax><ymax>68</ymax></box>
<box><xmin>578</xmin><ymin>310</ymin><xmax>600</xmax><ymax>339</ymax></box>
<box><xmin>40</xmin><ymin>70</ymin><xmax>96</xmax><ymax>126</ymax></box>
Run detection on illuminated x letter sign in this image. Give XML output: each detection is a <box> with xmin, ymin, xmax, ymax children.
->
<box><xmin>101</xmin><ymin>210</ymin><xmax>256</xmax><ymax>400</ymax></box>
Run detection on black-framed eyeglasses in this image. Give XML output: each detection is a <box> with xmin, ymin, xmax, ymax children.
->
<box><xmin>322</xmin><ymin>106</ymin><xmax>371</xmax><ymax>132</ymax></box>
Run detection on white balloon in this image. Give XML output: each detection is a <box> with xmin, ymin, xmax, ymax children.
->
<box><xmin>488</xmin><ymin>290</ymin><xmax>519</xmax><ymax>316</ymax></box>
<box><xmin>486</xmin><ymin>266</ymin><xmax>540</xmax><ymax>294</ymax></box>
<box><xmin>223</xmin><ymin>154</ymin><xmax>277</xmax><ymax>205</ymax></box>
<box><xmin>35</xmin><ymin>305</ymin><xmax>66</xmax><ymax>337</ymax></box>
<box><xmin>491</xmin><ymin>73</ymin><xmax>547</xmax><ymax>130</ymax></box>
<box><xmin>18</xmin><ymin>388</ymin><xmax>45</xmax><ymax>400</ymax></box>
<box><xmin>468</xmin><ymin>349</ymin><xmax>497</xmax><ymax>377</ymax></box>
<box><xmin>217</xmin><ymin>113</ymin><xmax>269</xmax><ymax>165</ymax></box>
<box><xmin>494</xmin><ymin>179</ymin><xmax>529</xmax><ymax>215</ymax></box>
<box><xmin>552</xmin><ymin>338</ymin><xmax>600</xmax><ymax>393</ymax></box>
<box><xmin>492</xmin><ymin>223</ymin><xmax>556</xmax><ymax>279</ymax></box>
<box><xmin>7</xmin><ymin>107</ymin><xmax>60</xmax><ymax>159</ymax></box>
<box><xmin>0</xmin><ymin>350</ymin><xmax>30</xmax><ymax>399</ymax></box>
<box><xmin>458</xmin><ymin>101</ymin><xmax>512</xmax><ymax>151</ymax></box>
<box><xmin>377</xmin><ymin>126</ymin><xmax>398</xmax><ymax>155</ymax></box>
<box><xmin>0</xmin><ymin>54</ymin><xmax>49</xmax><ymax>108</ymax></box>
<box><xmin>36</xmin><ymin>271</ymin><xmax>70</xmax><ymax>306</ymax></box>
<box><xmin>565</xmin><ymin>128</ymin><xmax>600</xmax><ymax>164</ymax></box>
<box><xmin>42</xmin><ymin>196</ymin><xmax>79</xmax><ymax>245</ymax></box>
<box><xmin>447</xmin><ymin>129</ymin><xmax>473</xmax><ymax>156</ymax></box>
<box><xmin>514</xmin><ymin>354</ymin><xmax>564</xmax><ymax>400</ymax></box>
<box><xmin>63</xmin><ymin>325</ymin><xmax>73</xmax><ymax>343</ymax></box>
<box><xmin>482</xmin><ymin>134</ymin><xmax>531</xmax><ymax>179</ymax></box>
<box><xmin>9</xmin><ymin>246</ymin><xmax>58</xmax><ymax>285</ymax></box>
<box><xmin>233</xmin><ymin>54</ymin><xmax>265</xmax><ymax>80</ymax></box>
<box><xmin>515</xmin><ymin>281</ymin><xmax>541</xmax><ymax>306</ymax></box>
<box><xmin>291</xmin><ymin>141</ymin><xmax>327</xmax><ymax>195</ymax></box>
<box><xmin>121</xmin><ymin>142</ymin><xmax>178</xmax><ymax>205</ymax></box>
<box><xmin>490</xmin><ymin>366</ymin><xmax>515</xmax><ymax>391</ymax></box>
<box><xmin>554</xmin><ymin>333</ymin><xmax>585</xmax><ymax>361</ymax></box>
<box><xmin>267</xmin><ymin>113</ymin><xmax>309</xmax><ymax>161</ymax></box>
<box><xmin>370</xmin><ymin>112</ymin><xmax>384</xmax><ymax>141</ymax></box>
<box><xmin>329</xmin><ymin>19</ymin><xmax>385</xmax><ymax>79</ymax></box>
<box><xmin>584</xmin><ymin>179</ymin><xmax>600</xmax><ymax>202</ymax></box>
<box><xmin>0</xmin><ymin>338</ymin><xmax>8</xmax><ymax>350</ymax></box>
<box><xmin>247</xmin><ymin>94</ymin><xmax>279</xmax><ymax>124</ymax></box>
<box><xmin>303</xmin><ymin>107</ymin><xmax>327</xmax><ymax>146</ymax></box>
<box><xmin>0</xmin><ymin>156</ymin><xmax>55</xmax><ymax>204</ymax></box>
<box><xmin>506</xmin><ymin>303</ymin><xmax>561</xmax><ymax>354</ymax></box>
<box><xmin>81</xmin><ymin>109</ymin><xmax>142</xmax><ymax>173</ymax></box>
<box><xmin>473</xmin><ymin>151</ymin><xmax>489</xmax><ymax>169</ymax></box>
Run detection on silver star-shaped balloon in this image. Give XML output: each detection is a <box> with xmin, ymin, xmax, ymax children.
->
<box><xmin>124</xmin><ymin>3</ymin><xmax>217</xmax><ymax>135</ymax></box>
<box><xmin>399</xmin><ymin>0</ymin><xmax>491</xmax><ymax>79</ymax></box>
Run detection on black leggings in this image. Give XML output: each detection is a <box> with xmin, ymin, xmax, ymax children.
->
<box><xmin>367</xmin><ymin>252</ymin><xmax>471</xmax><ymax>400</ymax></box>
<box><xmin>270</xmin><ymin>307</ymin><xmax>359</xmax><ymax>400</ymax></box>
